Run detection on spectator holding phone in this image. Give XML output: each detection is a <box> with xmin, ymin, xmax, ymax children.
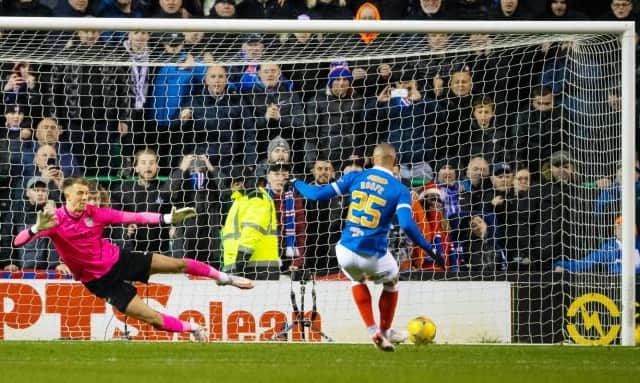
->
<box><xmin>10</xmin><ymin>118</ymin><xmax>80</xmax><ymax>215</ymax></box>
<box><xmin>19</xmin><ymin>118</ymin><xmax>82</xmax><ymax>179</ymax></box>
<box><xmin>368</xmin><ymin>79</ymin><xmax>433</xmax><ymax>168</ymax></box>
<box><xmin>2</xmin><ymin>62</ymin><xmax>37</xmax><ymax>106</ymax></box>
<box><xmin>19</xmin><ymin>144</ymin><xmax>64</xmax><ymax>203</ymax></box>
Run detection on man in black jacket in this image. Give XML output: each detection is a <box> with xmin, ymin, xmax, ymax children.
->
<box><xmin>42</xmin><ymin>29</ymin><xmax>129</xmax><ymax>176</ymax></box>
<box><xmin>111</xmin><ymin>149</ymin><xmax>172</xmax><ymax>253</ymax></box>
<box><xmin>305</xmin><ymin>65</ymin><xmax>365</xmax><ymax>168</ymax></box>
<box><xmin>243</xmin><ymin>63</ymin><xmax>305</xmax><ymax>168</ymax></box>
<box><xmin>178</xmin><ymin>64</ymin><xmax>255</xmax><ymax>172</ymax></box>
<box><xmin>514</xmin><ymin>86</ymin><xmax>563</xmax><ymax>175</ymax></box>
<box><xmin>537</xmin><ymin>151</ymin><xmax>598</xmax><ymax>271</ymax></box>
<box><xmin>303</xmin><ymin>158</ymin><xmax>345</xmax><ymax>276</ymax></box>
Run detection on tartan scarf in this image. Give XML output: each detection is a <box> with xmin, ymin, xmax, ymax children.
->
<box><xmin>266</xmin><ymin>186</ymin><xmax>296</xmax><ymax>252</ymax></box>
<box><xmin>283</xmin><ymin>188</ymin><xmax>296</xmax><ymax>250</ymax></box>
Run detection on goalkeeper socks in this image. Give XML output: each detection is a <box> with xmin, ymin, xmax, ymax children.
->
<box><xmin>378</xmin><ymin>290</ymin><xmax>399</xmax><ymax>334</ymax></box>
<box><xmin>351</xmin><ymin>284</ymin><xmax>376</xmax><ymax>328</ymax></box>
<box><xmin>160</xmin><ymin>313</ymin><xmax>196</xmax><ymax>333</ymax></box>
<box><xmin>183</xmin><ymin>258</ymin><xmax>230</xmax><ymax>282</ymax></box>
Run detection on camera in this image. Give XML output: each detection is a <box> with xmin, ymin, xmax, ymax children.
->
<box><xmin>46</xmin><ymin>157</ymin><xmax>59</xmax><ymax>170</ymax></box>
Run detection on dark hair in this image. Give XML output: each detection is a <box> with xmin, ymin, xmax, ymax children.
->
<box><xmin>472</xmin><ymin>95</ymin><xmax>494</xmax><ymax>110</ymax></box>
<box><xmin>437</xmin><ymin>162</ymin><xmax>457</xmax><ymax>174</ymax></box>
<box><xmin>313</xmin><ymin>155</ymin><xmax>334</xmax><ymax>168</ymax></box>
<box><xmin>531</xmin><ymin>86</ymin><xmax>552</xmax><ymax>98</ymax></box>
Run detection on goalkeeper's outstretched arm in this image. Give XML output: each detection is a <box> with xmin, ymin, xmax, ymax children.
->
<box><xmin>96</xmin><ymin>206</ymin><xmax>197</xmax><ymax>226</ymax></box>
<box><xmin>292</xmin><ymin>179</ymin><xmax>339</xmax><ymax>201</ymax></box>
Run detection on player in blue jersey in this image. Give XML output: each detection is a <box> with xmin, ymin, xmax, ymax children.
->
<box><xmin>292</xmin><ymin>144</ymin><xmax>444</xmax><ymax>351</ymax></box>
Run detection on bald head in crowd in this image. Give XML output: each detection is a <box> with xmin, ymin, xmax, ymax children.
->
<box><xmin>372</xmin><ymin>144</ymin><xmax>397</xmax><ymax>170</ymax></box>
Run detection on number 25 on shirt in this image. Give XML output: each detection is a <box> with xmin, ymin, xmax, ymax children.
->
<box><xmin>347</xmin><ymin>190</ymin><xmax>387</xmax><ymax>229</ymax></box>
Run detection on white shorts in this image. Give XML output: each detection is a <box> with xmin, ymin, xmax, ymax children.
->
<box><xmin>335</xmin><ymin>243</ymin><xmax>399</xmax><ymax>284</ymax></box>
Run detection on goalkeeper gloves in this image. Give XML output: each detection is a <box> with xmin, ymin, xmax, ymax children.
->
<box><xmin>428</xmin><ymin>247</ymin><xmax>446</xmax><ymax>270</ymax></box>
<box><xmin>163</xmin><ymin>206</ymin><xmax>197</xmax><ymax>225</ymax></box>
<box><xmin>32</xmin><ymin>210</ymin><xmax>58</xmax><ymax>233</ymax></box>
<box><xmin>32</xmin><ymin>200</ymin><xmax>58</xmax><ymax>233</ymax></box>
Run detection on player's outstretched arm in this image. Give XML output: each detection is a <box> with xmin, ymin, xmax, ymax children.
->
<box><xmin>554</xmin><ymin>240</ymin><xmax>617</xmax><ymax>273</ymax></box>
<box><xmin>13</xmin><ymin>208</ymin><xmax>58</xmax><ymax>247</ymax></box>
<box><xmin>97</xmin><ymin>206</ymin><xmax>197</xmax><ymax>226</ymax></box>
<box><xmin>397</xmin><ymin>207</ymin><xmax>446</xmax><ymax>269</ymax></box>
<box><xmin>292</xmin><ymin>179</ymin><xmax>339</xmax><ymax>201</ymax></box>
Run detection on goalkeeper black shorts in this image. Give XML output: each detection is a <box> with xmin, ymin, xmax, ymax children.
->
<box><xmin>83</xmin><ymin>248</ymin><xmax>152</xmax><ymax>314</ymax></box>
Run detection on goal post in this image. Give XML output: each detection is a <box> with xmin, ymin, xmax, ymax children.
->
<box><xmin>0</xmin><ymin>17</ymin><xmax>634</xmax><ymax>345</ymax></box>
<box><xmin>619</xmin><ymin>22</ymin><xmax>635</xmax><ymax>347</ymax></box>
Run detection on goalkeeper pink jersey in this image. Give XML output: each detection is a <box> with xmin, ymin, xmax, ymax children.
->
<box><xmin>13</xmin><ymin>205</ymin><xmax>161</xmax><ymax>282</ymax></box>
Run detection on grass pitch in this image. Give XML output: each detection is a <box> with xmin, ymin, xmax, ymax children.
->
<box><xmin>1</xmin><ymin>342</ymin><xmax>638</xmax><ymax>383</ymax></box>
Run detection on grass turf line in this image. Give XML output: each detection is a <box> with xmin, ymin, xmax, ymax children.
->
<box><xmin>0</xmin><ymin>342</ymin><xmax>638</xmax><ymax>383</ymax></box>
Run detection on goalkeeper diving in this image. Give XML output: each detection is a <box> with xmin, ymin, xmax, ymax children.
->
<box><xmin>13</xmin><ymin>176</ymin><xmax>253</xmax><ymax>341</ymax></box>
<box><xmin>291</xmin><ymin>143</ymin><xmax>444</xmax><ymax>351</ymax></box>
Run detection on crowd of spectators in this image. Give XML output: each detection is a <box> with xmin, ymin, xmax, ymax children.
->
<box><xmin>0</xmin><ymin>0</ymin><xmax>635</xmax><ymax>22</ymax></box>
<box><xmin>0</xmin><ymin>0</ymin><xmax>638</xmax><ymax>278</ymax></box>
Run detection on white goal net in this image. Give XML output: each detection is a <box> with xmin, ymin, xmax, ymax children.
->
<box><xmin>0</xmin><ymin>19</ymin><xmax>635</xmax><ymax>345</ymax></box>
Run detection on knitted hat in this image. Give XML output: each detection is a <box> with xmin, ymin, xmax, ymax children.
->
<box><xmin>267</xmin><ymin>135</ymin><xmax>290</xmax><ymax>154</ymax></box>
<box><xmin>328</xmin><ymin>67</ymin><xmax>353</xmax><ymax>87</ymax></box>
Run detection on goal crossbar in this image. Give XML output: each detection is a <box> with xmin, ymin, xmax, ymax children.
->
<box><xmin>0</xmin><ymin>18</ymin><xmax>634</xmax><ymax>34</ymax></box>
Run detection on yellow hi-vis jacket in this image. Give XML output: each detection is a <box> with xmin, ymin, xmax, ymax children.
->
<box><xmin>222</xmin><ymin>187</ymin><xmax>279</xmax><ymax>270</ymax></box>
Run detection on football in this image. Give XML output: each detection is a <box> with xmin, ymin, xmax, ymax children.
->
<box><xmin>407</xmin><ymin>316</ymin><xmax>437</xmax><ymax>345</ymax></box>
